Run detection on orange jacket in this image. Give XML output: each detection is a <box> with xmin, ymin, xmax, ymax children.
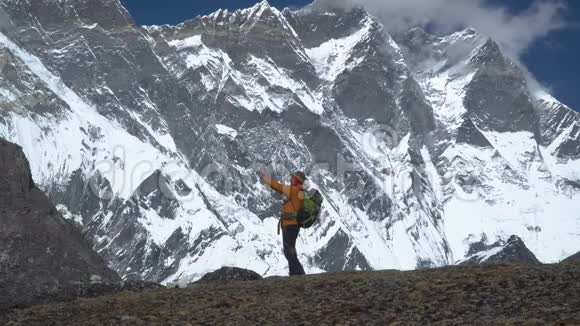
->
<box><xmin>262</xmin><ymin>176</ymin><xmax>304</xmax><ymax>226</ymax></box>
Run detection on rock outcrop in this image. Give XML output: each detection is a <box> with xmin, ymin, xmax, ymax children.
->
<box><xmin>197</xmin><ymin>266</ymin><xmax>263</xmax><ymax>283</ymax></box>
<box><xmin>0</xmin><ymin>138</ymin><xmax>120</xmax><ymax>310</ymax></box>
<box><xmin>561</xmin><ymin>251</ymin><xmax>580</xmax><ymax>265</ymax></box>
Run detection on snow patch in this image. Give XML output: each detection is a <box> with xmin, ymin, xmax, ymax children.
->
<box><xmin>56</xmin><ymin>204</ymin><xmax>83</xmax><ymax>225</ymax></box>
<box><xmin>247</xmin><ymin>56</ymin><xmax>323</xmax><ymax>114</ymax></box>
<box><xmin>215</xmin><ymin>124</ymin><xmax>238</xmax><ymax>139</ymax></box>
<box><xmin>306</xmin><ymin>16</ymin><xmax>373</xmax><ymax>82</ymax></box>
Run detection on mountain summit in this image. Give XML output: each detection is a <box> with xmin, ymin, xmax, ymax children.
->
<box><xmin>0</xmin><ymin>0</ymin><xmax>579</xmax><ymax>283</ymax></box>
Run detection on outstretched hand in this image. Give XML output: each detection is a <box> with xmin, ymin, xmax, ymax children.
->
<box><xmin>258</xmin><ymin>167</ymin><xmax>269</xmax><ymax>180</ymax></box>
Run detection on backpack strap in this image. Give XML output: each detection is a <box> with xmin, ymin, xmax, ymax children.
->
<box><xmin>281</xmin><ymin>212</ymin><xmax>299</xmax><ymax>218</ymax></box>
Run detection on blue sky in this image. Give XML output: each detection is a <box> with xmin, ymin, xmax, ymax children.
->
<box><xmin>120</xmin><ymin>0</ymin><xmax>580</xmax><ymax>111</ymax></box>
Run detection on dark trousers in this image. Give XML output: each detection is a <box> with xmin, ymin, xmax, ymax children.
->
<box><xmin>282</xmin><ymin>225</ymin><xmax>305</xmax><ymax>276</ymax></box>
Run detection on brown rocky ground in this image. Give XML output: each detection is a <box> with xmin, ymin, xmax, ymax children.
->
<box><xmin>2</xmin><ymin>263</ymin><xmax>580</xmax><ymax>325</ymax></box>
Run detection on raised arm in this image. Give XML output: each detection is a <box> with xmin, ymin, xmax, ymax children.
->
<box><xmin>261</xmin><ymin>175</ymin><xmax>291</xmax><ymax>198</ymax></box>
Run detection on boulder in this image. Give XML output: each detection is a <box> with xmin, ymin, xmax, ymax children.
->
<box><xmin>197</xmin><ymin>267</ymin><xmax>263</xmax><ymax>283</ymax></box>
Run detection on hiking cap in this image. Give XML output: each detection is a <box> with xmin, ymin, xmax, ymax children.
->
<box><xmin>292</xmin><ymin>171</ymin><xmax>307</xmax><ymax>184</ymax></box>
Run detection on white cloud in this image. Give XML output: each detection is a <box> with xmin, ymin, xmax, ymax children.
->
<box><xmin>313</xmin><ymin>0</ymin><xmax>566</xmax><ymax>59</ymax></box>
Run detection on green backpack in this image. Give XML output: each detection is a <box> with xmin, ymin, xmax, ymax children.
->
<box><xmin>297</xmin><ymin>189</ymin><xmax>324</xmax><ymax>228</ymax></box>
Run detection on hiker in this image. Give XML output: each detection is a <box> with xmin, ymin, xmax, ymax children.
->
<box><xmin>260</xmin><ymin>170</ymin><xmax>307</xmax><ymax>276</ymax></box>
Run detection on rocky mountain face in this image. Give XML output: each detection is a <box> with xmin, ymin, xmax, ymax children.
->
<box><xmin>0</xmin><ymin>138</ymin><xmax>119</xmax><ymax>310</ymax></box>
<box><xmin>0</xmin><ymin>0</ymin><xmax>579</xmax><ymax>283</ymax></box>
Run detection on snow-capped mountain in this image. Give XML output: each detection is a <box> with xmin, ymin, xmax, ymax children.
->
<box><xmin>0</xmin><ymin>0</ymin><xmax>579</xmax><ymax>283</ymax></box>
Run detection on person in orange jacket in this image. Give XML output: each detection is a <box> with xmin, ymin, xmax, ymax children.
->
<box><xmin>260</xmin><ymin>170</ymin><xmax>307</xmax><ymax>276</ymax></box>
